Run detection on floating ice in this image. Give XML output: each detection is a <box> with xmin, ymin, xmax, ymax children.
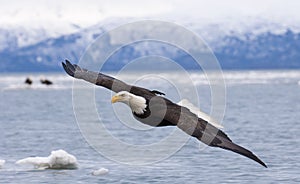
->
<box><xmin>0</xmin><ymin>160</ymin><xmax>5</xmax><ymax>168</ymax></box>
<box><xmin>92</xmin><ymin>168</ymin><xmax>109</xmax><ymax>176</ymax></box>
<box><xmin>16</xmin><ymin>149</ymin><xmax>78</xmax><ymax>169</ymax></box>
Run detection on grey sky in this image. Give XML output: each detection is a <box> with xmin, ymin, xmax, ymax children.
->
<box><xmin>0</xmin><ymin>0</ymin><xmax>299</xmax><ymax>27</ymax></box>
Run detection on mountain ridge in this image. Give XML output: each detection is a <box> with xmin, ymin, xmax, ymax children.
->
<box><xmin>1</xmin><ymin>20</ymin><xmax>300</xmax><ymax>72</ymax></box>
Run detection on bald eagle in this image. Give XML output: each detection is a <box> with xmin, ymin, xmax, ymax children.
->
<box><xmin>62</xmin><ymin>60</ymin><xmax>267</xmax><ymax>168</ymax></box>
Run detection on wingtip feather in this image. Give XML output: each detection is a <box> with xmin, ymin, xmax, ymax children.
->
<box><xmin>62</xmin><ymin>60</ymin><xmax>75</xmax><ymax>77</ymax></box>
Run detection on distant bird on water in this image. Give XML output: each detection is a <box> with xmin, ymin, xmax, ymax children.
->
<box><xmin>25</xmin><ymin>77</ymin><xmax>33</xmax><ymax>85</ymax></box>
<box><xmin>40</xmin><ymin>79</ymin><xmax>53</xmax><ymax>85</ymax></box>
<box><xmin>62</xmin><ymin>60</ymin><xmax>267</xmax><ymax>168</ymax></box>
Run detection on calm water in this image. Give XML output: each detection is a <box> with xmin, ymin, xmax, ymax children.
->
<box><xmin>0</xmin><ymin>71</ymin><xmax>299</xmax><ymax>183</ymax></box>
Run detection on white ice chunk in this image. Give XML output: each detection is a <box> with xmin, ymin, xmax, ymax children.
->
<box><xmin>16</xmin><ymin>149</ymin><xmax>78</xmax><ymax>169</ymax></box>
<box><xmin>92</xmin><ymin>168</ymin><xmax>109</xmax><ymax>176</ymax></box>
<box><xmin>0</xmin><ymin>160</ymin><xmax>5</xmax><ymax>168</ymax></box>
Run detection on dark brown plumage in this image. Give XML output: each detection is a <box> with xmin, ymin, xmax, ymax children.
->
<box><xmin>62</xmin><ymin>60</ymin><xmax>267</xmax><ymax>168</ymax></box>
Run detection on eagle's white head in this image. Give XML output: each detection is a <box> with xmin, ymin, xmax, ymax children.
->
<box><xmin>111</xmin><ymin>91</ymin><xmax>147</xmax><ymax>114</ymax></box>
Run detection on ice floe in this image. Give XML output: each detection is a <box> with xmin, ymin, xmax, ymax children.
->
<box><xmin>0</xmin><ymin>160</ymin><xmax>5</xmax><ymax>168</ymax></box>
<box><xmin>16</xmin><ymin>149</ymin><xmax>78</xmax><ymax>169</ymax></box>
<box><xmin>92</xmin><ymin>168</ymin><xmax>109</xmax><ymax>176</ymax></box>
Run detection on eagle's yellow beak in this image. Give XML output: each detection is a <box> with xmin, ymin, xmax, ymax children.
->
<box><xmin>111</xmin><ymin>95</ymin><xmax>120</xmax><ymax>103</ymax></box>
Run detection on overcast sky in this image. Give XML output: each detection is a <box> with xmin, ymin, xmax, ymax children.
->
<box><xmin>0</xmin><ymin>0</ymin><xmax>299</xmax><ymax>28</ymax></box>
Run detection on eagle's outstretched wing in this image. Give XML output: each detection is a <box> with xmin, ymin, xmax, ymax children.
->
<box><xmin>62</xmin><ymin>60</ymin><xmax>130</xmax><ymax>93</ymax></box>
<box><xmin>162</xmin><ymin>103</ymin><xmax>267</xmax><ymax>168</ymax></box>
<box><xmin>62</xmin><ymin>60</ymin><xmax>165</xmax><ymax>98</ymax></box>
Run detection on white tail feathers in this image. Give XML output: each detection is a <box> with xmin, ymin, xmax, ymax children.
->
<box><xmin>177</xmin><ymin>99</ymin><xmax>224</xmax><ymax>129</ymax></box>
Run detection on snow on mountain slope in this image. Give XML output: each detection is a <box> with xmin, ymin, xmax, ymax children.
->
<box><xmin>0</xmin><ymin>22</ymin><xmax>82</xmax><ymax>52</ymax></box>
<box><xmin>1</xmin><ymin>18</ymin><xmax>300</xmax><ymax>71</ymax></box>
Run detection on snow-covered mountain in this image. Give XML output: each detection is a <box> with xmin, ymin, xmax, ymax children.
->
<box><xmin>1</xmin><ymin>18</ymin><xmax>300</xmax><ymax>72</ymax></box>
